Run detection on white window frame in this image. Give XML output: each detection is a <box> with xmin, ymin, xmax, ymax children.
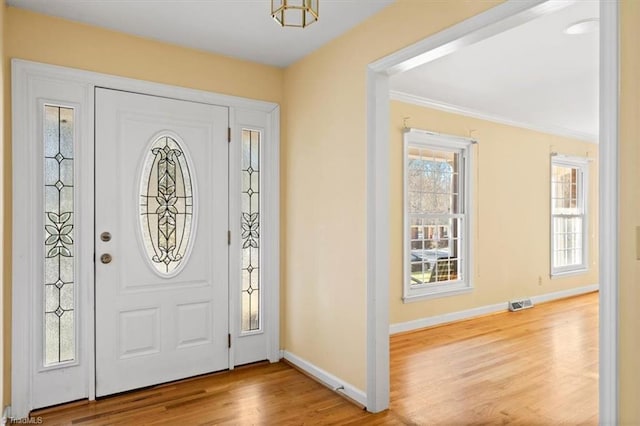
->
<box><xmin>403</xmin><ymin>128</ymin><xmax>474</xmax><ymax>302</ymax></box>
<box><xmin>550</xmin><ymin>155</ymin><xmax>589</xmax><ymax>277</ymax></box>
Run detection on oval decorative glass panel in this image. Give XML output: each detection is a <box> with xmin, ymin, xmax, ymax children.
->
<box><xmin>139</xmin><ymin>136</ymin><xmax>194</xmax><ymax>276</ymax></box>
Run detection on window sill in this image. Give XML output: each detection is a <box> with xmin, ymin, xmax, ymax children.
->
<box><xmin>403</xmin><ymin>285</ymin><xmax>473</xmax><ymax>303</ymax></box>
<box><xmin>551</xmin><ymin>268</ymin><xmax>589</xmax><ymax>279</ymax></box>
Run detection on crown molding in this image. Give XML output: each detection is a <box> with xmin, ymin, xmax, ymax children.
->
<box><xmin>390</xmin><ymin>90</ymin><xmax>598</xmax><ymax>144</ymax></box>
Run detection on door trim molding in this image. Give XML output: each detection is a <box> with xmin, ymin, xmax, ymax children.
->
<box><xmin>365</xmin><ymin>0</ymin><xmax>618</xmax><ymax>419</ymax></box>
<box><xmin>11</xmin><ymin>59</ymin><xmax>280</xmax><ymax>418</ymax></box>
<box><xmin>598</xmin><ymin>1</ymin><xmax>619</xmax><ymax>422</ymax></box>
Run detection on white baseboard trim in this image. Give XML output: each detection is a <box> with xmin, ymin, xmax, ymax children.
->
<box><xmin>530</xmin><ymin>283</ymin><xmax>599</xmax><ymax>304</ymax></box>
<box><xmin>390</xmin><ymin>301</ymin><xmax>508</xmax><ymax>335</ymax></box>
<box><xmin>281</xmin><ymin>350</ymin><xmax>367</xmax><ymax>408</ymax></box>
<box><xmin>390</xmin><ymin>283</ymin><xmax>599</xmax><ymax>335</ymax></box>
<box><xmin>2</xmin><ymin>405</ymin><xmax>11</xmax><ymax>424</ymax></box>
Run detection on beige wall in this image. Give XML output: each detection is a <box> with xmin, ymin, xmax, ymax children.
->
<box><xmin>3</xmin><ymin>6</ymin><xmax>284</xmax><ymax>404</ymax></box>
<box><xmin>619</xmin><ymin>1</ymin><xmax>639</xmax><ymax>423</ymax></box>
<box><xmin>389</xmin><ymin>101</ymin><xmax>599</xmax><ymax>325</ymax></box>
<box><xmin>4</xmin><ymin>8</ymin><xmax>283</xmax><ymax>102</ymax></box>
<box><xmin>283</xmin><ymin>0</ymin><xmax>501</xmax><ymax>391</ymax></box>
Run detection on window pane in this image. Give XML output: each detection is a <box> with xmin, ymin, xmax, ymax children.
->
<box><xmin>552</xmin><ymin>164</ymin><xmax>581</xmax><ymax>214</ymax></box>
<box><xmin>409</xmin><ymin>216</ymin><xmax>461</xmax><ymax>285</ymax></box>
<box><xmin>44</xmin><ymin>105</ymin><xmax>75</xmax><ymax>366</ymax></box>
<box><xmin>139</xmin><ymin>136</ymin><xmax>194</xmax><ymax>276</ymax></box>
<box><xmin>553</xmin><ymin>216</ymin><xmax>583</xmax><ymax>268</ymax></box>
<box><xmin>241</xmin><ymin>129</ymin><xmax>261</xmax><ymax>332</ymax></box>
<box><xmin>407</xmin><ymin>148</ymin><xmax>460</xmax><ymax>214</ymax></box>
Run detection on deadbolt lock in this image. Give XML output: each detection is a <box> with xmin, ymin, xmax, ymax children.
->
<box><xmin>100</xmin><ymin>232</ymin><xmax>112</xmax><ymax>242</ymax></box>
<box><xmin>100</xmin><ymin>253</ymin><xmax>112</xmax><ymax>264</ymax></box>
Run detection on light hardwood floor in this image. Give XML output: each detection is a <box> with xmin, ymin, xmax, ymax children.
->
<box><xmin>32</xmin><ymin>292</ymin><xmax>598</xmax><ymax>425</ymax></box>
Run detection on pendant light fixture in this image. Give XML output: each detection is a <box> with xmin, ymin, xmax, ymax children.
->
<box><xmin>271</xmin><ymin>0</ymin><xmax>319</xmax><ymax>28</ymax></box>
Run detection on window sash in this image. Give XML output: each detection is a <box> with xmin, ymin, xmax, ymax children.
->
<box><xmin>551</xmin><ymin>214</ymin><xmax>586</xmax><ymax>272</ymax></box>
<box><xmin>550</xmin><ymin>158</ymin><xmax>588</xmax><ymax>275</ymax></box>
<box><xmin>551</xmin><ymin>164</ymin><xmax>584</xmax><ymax>215</ymax></box>
<box><xmin>408</xmin><ymin>213</ymin><xmax>464</xmax><ymax>287</ymax></box>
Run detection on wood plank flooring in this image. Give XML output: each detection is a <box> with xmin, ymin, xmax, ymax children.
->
<box><xmin>32</xmin><ymin>292</ymin><xmax>598</xmax><ymax>425</ymax></box>
<box><xmin>389</xmin><ymin>292</ymin><xmax>598</xmax><ymax>425</ymax></box>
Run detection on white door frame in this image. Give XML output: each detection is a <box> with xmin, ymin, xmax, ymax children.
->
<box><xmin>365</xmin><ymin>0</ymin><xmax>619</xmax><ymax>421</ymax></box>
<box><xmin>11</xmin><ymin>59</ymin><xmax>280</xmax><ymax>418</ymax></box>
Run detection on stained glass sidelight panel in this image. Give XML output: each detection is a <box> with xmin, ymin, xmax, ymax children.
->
<box><xmin>44</xmin><ymin>105</ymin><xmax>75</xmax><ymax>366</ymax></box>
<box><xmin>241</xmin><ymin>129</ymin><xmax>261</xmax><ymax>332</ymax></box>
<box><xmin>139</xmin><ymin>136</ymin><xmax>194</xmax><ymax>276</ymax></box>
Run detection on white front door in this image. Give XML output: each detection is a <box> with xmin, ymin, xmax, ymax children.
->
<box><xmin>95</xmin><ymin>88</ymin><xmax>229</xmax><ymax>396</ymax></box>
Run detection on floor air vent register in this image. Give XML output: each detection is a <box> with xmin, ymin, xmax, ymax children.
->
<box><xmin>508</xmin><ymin>298</ymin><xmax>534</xmax><ymax>312</ymax></box>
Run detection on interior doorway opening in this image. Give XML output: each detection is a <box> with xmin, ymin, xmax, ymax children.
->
<box><xmin>365</xmin><ymin>0</ymin><xmax>618</xmax><ymax>421</ymax></box>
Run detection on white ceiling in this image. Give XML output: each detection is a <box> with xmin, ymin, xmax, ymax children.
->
<box><xmin>390</xmin><ymin>1</ymin><xmax>599</xmax><ymax>142</ymax></box>
<box><xmin>7</xmin><ymin>0</ymin><xmax>394</xmax><ymax>67</ymax></box>
<box><xmin>8</xmin><ymin>0</ymin><xmax>598</xmax><ymax>141</ymax></box>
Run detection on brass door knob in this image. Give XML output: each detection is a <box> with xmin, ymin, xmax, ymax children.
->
<box><xmin>101</xmin><ymin>253</ymin><xmax>112</xmax><ymax>264</ymax></box>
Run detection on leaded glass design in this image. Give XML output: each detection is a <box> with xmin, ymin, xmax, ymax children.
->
<box><xmin>140</xmin><ymin>136</ymin><xmax>194</xmax><ymax>276</ymax></box>
<box><xmin>44</xmin><ymin>105</ymin><xmax>75</xmax><ymax>366</ymax></box>
<box><xmin>241</xmin><ymin>129</ymin><xmax>260</xmax><ymax>332</ymax></box>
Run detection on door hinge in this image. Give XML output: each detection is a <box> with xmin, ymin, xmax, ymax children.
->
<box><xmin>227</xmin><ymin>230</ymin><xmax>231</xmax><ymax>245</ymax></box>
<box><xmin>228</xmin><ymin>333</ymin><xmax>231</xmax><ymax>348</ymax></box>
<box><xmin>228</xmin><ymin>127</ymin><xmax>231</xmax><ymax>143</ymax></box>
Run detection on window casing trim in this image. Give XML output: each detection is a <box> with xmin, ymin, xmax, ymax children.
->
<box><xmin>550</xmin><ymin>155</ymin><xmax>589</xmax><ymax>276</ymax></box>
<box><xmin>402</xmin><ymin>129</ymin><xmax>474</xmax><ymax>301</ymax></box>
<box><xmin>403</xmin><ymin>282</ymin><xmax>473</xmax><ymax>303</ymax></box>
